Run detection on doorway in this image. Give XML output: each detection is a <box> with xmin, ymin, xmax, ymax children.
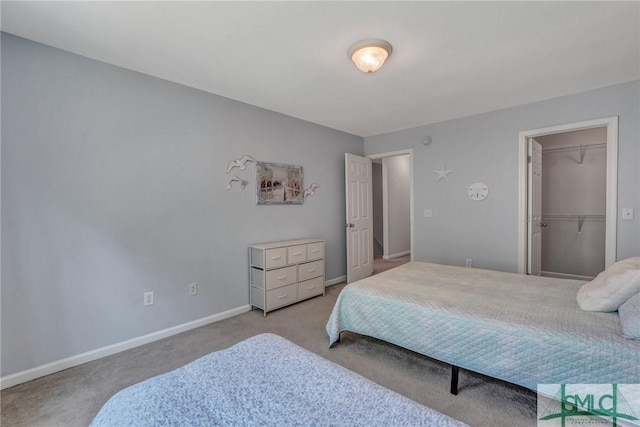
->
<box><xmin>518</xmin><ymin>117</ymin><xmax>618</xmax><ymax>276</ymax></box>
<box><xmin>344</xmin><ymin>149</ymin><xmax>414</xmax><ymax>283</ymax></box>
<box><xmin>372</xmin><ymin>154</ymin><xmax>411</xmax><ymax>260</ymax></box>
<box><xmin>537</xmin><ymin>128</ymin><xmax>607</xmax><ymax>279</ymax></box>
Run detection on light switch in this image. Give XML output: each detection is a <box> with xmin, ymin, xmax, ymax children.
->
<box><xmin>622</xmin><ymin>208</ymin><xmax>634</xmax><ymax>220</ymax></box>
<box><xmin>424</xmin><ymin>209</ymin><xmax>433</xmax><ymax>218</ymax></box>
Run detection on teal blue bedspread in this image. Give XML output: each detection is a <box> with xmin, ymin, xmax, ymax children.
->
<box><xmin>90</xmin><ymin>333</ymin><xmax>467</xmax><ymax>426</ymax></box>
<box><xmin>327</xmin><ymin>262</ymin><xmax>640</xmax><ymax>390</ymax></box>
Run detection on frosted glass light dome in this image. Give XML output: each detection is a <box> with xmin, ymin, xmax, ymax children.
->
<box><xmin>349</xmin><ymin>40</ymin><xmax>392</xmax><ymax>74</ymax></box>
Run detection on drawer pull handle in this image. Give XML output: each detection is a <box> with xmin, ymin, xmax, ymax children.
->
<box><xmin>307</xmin><ymin>285</ymin><xmax>316</xmax><ymax>290</ymax></box>
<box><xmin>312</xmin><ymin>249</ymin><xmax>320</xmax><ymax>253</ymax></box>
<box><xmin>271</xmin><ymin>255</ymin><xmax>282</xmax><ymax>260</ymax></box>
<box><xmin>307</xmin><ymin>268</ymin><xmax>316</xmax><ymax>273</ymax></box>
<box><xmin>292</xmin><ymin>252</ymin><xmax>302</xmax><ymax>256</ymax></box>
<box><xmin>277</xmin><ymin>293</ymin><xmax>287</xmax><ymax>299</ymax></box>
<box><xmin>277</xmin><ymin>275</ymin><xmax>288</xmax><ymax>280</ymax></box>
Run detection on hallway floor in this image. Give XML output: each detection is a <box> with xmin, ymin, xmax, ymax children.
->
<box><xmin>373</xmin><ymin>255</ymin><xmax>410</xmax><ymax>275</ymax></box>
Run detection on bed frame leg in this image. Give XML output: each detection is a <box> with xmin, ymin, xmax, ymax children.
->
<box><xmin>450</xmin><ymin>365</ymin><xmax>459</xmax><ymax>395</ymax></box>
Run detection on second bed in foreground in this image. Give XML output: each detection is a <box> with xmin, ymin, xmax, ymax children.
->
<box><xmin>91</xmin><ymin>333</ymin><xmax>466</xmax><ymax>426</ymax></box>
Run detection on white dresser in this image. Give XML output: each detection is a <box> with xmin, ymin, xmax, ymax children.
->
<box><xmin>250</xmin><ymin>238</ymin><xmax>325</xmax><ymax>316</ymax></box>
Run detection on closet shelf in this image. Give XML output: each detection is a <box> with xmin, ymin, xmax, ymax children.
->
<box><xmin>542</xmin><ymin>214</ymin><xmax>605</xmax><ymax>220</ymax></box>
<box><xmin>541</xmin><ymin>214</ymin><xmax>605</xmax><ymax>233</ymax></box>
<box><xmin>541</xmin><ymin>142</ymin><xmax>606</xmax><ymax>154</ymax></box>
<box><xmin>542</xmin><ymin>142</ymin><xmax>606</xmax><ymax>165</ymax></box>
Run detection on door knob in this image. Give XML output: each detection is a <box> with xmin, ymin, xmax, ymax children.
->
<box><xmin>541</xmin><ymin>223</ymin><xmax>548</xmax><ymax>228</ymax></box>
<box><xmin>345</xmin><ymin>223</ymin><xmax>355</xmax><ymax>228</ymax></box>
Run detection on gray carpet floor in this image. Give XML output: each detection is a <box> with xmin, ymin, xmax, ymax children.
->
<box><xmin>1</xmin><ymin>268</ymin><xmax>537</xmax><ymax>426</ymax></box>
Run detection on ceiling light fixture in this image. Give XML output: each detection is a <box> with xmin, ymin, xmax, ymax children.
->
<box><xmin>349</xmin><ymin>39</ymin><xmax>392</xmax><ymax>74</ymax></box>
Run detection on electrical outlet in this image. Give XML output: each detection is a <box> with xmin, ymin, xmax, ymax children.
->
<box><xmin>189</xmin><ymin>283</ymin><xmax>197</xmax><ymax>296</ymax></box>
<box><xmin>424</xmin><ymin>209</ymin><xmax>433</xmax><ymax>218</ymax></box>
<box><xmin>465</xmin><ymin>259</ymin><xmax>473</xmax><ymax>268</ymax></box>
<box><xmin>144</xmin><ymin>291</ymin><xmax>154</xmax><ymax>306</ymax></box>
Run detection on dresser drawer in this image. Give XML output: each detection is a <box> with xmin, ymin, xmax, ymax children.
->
<box><xmin>266</xmin><ymin>283</ymin><xmax>297</xmax><ymax>310</ymax></box>
<box><xmin>250</xmin><ymin>286</ymin><xmax>266</xmax><ymax>310</ymax></box>
<box><xmin>265</xmin><ymin>266</ymin><xmax>297</xmax><ymax>290</ymax></box>
<box><xmin>306</xmin><ymin>242</ymin><xmax>324</xmax><ymax>261</ymax></box>
<box><xmin>287</xmin><ymin>245</ymin><xmax>307</xmax><ymax>264</ymax></box>
<box><xmin>298</xmin><ymin>260</ymin><xmax>324</xmax><ymax>282</ymax></box>
<box><xmin>298</xmin><ymin>276</ymin><xmax>324</xmax><ymax>300</ymax></box>
<box><xmin>265</xmin><ymin>247</ymin><xmax>287</xmax><ymax>269</ymax></box>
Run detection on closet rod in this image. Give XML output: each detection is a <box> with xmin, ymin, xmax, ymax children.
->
<box><xmin>543</xmin><ymin>214</ymin><xmax>605</xmax><ymax>220</ymax></box>
<box><xmin>542</xmin><ymin>214</ymin><xmax>605</xmax><ymax>233</ymax></box>
<box><xmin>542</xmin><ymin>142</ymin><xmax>606</xmax><ymax>154</ymax></box>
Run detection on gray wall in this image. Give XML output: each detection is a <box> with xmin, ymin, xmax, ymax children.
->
<box><xmin>3</xmin><ymin>32</ymin><xmax>639</xmax><ymax>379</ymax></box>
<box><xmin>385</xmin><ymin>155</ymin><xmax>411</xmax><ymax>257</ymax></box>
<box><xmin>1</xmin><ymin>34</ymin><xmax>363</xmax><ymax>376</ymax></box>
<box><xmin>538</xmin><ymin>128</ymin><xmax>607</xmax><ymax>278</ymax></box>
<box><xmin>365</xmin><ymin>80</ymin><xmax>640</xmax><ymax>272</ymax></box>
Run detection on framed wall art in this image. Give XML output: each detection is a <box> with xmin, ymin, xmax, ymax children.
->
<box><xmin>256</xmin><ymin>161</ymin><xmax>303</xmax><ymax>205</ymax></box>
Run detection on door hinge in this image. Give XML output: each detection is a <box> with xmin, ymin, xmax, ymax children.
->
<box><xmin>527</xmin><ymin>155</ymin><xmax>532</xmax><ymax>164</ymax></box>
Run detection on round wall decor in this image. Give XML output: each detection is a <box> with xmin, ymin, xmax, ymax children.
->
<box><xmin>468</xmin><ymin>182</ymin><xmax>489</xmax><ymax>201</ymax></box>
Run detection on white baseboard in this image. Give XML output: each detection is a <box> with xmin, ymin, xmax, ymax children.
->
<box><xmin>541</xmin><ymin>271</ymin><xmax>595</xmax><ymax>281</ymax></box>
<box><xmin>0</xmin><ymin>305</ymin><xmax>252</xmax><ymax>390</ymax></box>
<box><xmin>325</xmin><ymin>275</ymin><xmax>346</xmax><ymax>286</ymax></box>
<box><xmin>382</xmin><ymin>250</ymin><xmax>411</xmax><ymax>260</ymax></box>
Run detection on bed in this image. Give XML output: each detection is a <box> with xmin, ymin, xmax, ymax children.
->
<box><xmin>326</xmin><ymin>262</ymin><xmax>640</xmax><ymax>392</ymax></box>
<box><xmin>90</xmin><ymin>333</ymin><xmax>467</xmax><ymax>426</ymax></box>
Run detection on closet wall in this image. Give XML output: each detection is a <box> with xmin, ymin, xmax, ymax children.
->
<box><xmin>537</xmin><ymin>127</ymin><xmax>607</xmax><ymax>279</ymax></box>
<box><xmin>385</xmin><ymin>155</ymin><xmax>411</xmax><ymax>258</ymax></box>
<box><xmin>372</xmin><ymin>161</ymin><xmax>384</xmax><ymax>257</ymax></box>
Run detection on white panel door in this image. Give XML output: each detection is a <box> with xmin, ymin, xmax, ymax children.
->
<box><xmin>527</xmin><ymin>138</ymin><xmax>543</xmax><ymax>275</ymax></box>
<box><xmin>345</xmin><ymin>153</ymin><xmax>373</xmax><ymax>283</ymax></box>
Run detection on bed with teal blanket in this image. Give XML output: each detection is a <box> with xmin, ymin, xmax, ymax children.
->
<box><xmin>326</xmin><ymin>262</ymin><xmax>640</xmax><ymax>391</ymax></box>
<box><xmin>90</xmin><ymin>333</ymin><xmax>466</xmax><ymax>426</ymax></box>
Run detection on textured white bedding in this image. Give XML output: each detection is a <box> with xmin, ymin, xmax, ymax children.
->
<box><xmin>91</xmin><ymin>333</ymin><xmax>467</xmax><ymax>426</ymax></box>
<box><xmin>327</xmin><ymin>262</ymin><xmax>640</xmax><ymax>390</ymax></box>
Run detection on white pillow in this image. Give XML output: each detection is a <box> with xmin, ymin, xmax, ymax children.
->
<box><xmin>576</xmin><ymin>257</ymin><xmax>640</xmax><ymax>312</ymax></box>
<box><xmin>619</xmin><ymin>292</ymin><xmax>640</xmax><ymax>339</ymax></box>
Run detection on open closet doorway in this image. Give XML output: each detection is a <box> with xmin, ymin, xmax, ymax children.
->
<box><xmin>369</xmin><ymin>150</ymin><xmax>413</xmax><ymax>268</ymax></box>
<box><xmin>518</xmin><ymin>117</ymin><xmax>618</xmax><ymax>278</ymax></box>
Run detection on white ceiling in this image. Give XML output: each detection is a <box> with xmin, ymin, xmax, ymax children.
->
<box><xmin>2</xmin><ymin>1</ymin><xmax>639</xmax><ymax>137</ymax></box>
